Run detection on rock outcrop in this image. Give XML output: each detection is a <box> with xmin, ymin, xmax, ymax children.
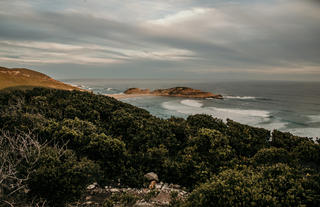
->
<box><xmin>124</xmin><ymin>87</ymin><xmax>223</xmax><ymax>99</ymax></box>
<box><xmin>124</xmin><ymin>88</ymin><xmax>151</xmax><ymax>94</ymax></box>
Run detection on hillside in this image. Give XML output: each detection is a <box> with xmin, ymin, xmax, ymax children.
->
<box><xmin>0</xmin><ymin>66</ymin><xmax>81</xmax><ymax>91</ymax></box>
<box><xmin>1</xmin><ymin>87</ymin><xmax>319</xmax><ymax>206</ymax></box>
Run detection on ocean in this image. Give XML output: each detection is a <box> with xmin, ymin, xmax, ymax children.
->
<box><xmin>63</xmin><ymin>79</ymin><xmax>320</xmax><ymax>139</ymax></box>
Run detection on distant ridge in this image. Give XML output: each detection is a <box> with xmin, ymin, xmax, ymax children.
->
<box><xmin>0</xmin><ymin>66</ymin><xmax>82</xmax><ymax>91</ymax></box>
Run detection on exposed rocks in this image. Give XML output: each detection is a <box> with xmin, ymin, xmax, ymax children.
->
<box><xmin>70</xmin><ymin>181</ymin><xmax>189</xmax><ymax>206</ymax></box>
<box><xmin>87</xmin><ymin>182</ymin><xmax>98</xmax><ymax>190</ymax></box>
<box><xmin>123</xmin><ymin>87</ymin><xmax>223</xmax><ymax>99</ymax></box>
<box><xmin>124</xmin><ymin>88</ymin><xmax>150</xmax><ymax>94</ymax></box>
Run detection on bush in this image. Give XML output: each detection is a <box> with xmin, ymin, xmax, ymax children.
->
<box><xmin>1</xmin><ymin>88</ymin><xmax>319</xmax><ymax>205</ymax></box>
<box><xmin>0</xmin><ymin>131</ymin><xmax>46</xmax><ymax>206</ymax></box>
<box><xmin>85</xmin><ymin>133</ymin><xmax>126</xmax><ymax>184</ymax></box>
<box><xmin>186</xmin><ymin>114</ymin><xmax>227</xmax><ymax>135</ymax></box>
<box><xmin>251</xmin><ymin>147</ymin><xmax>292</xmax><ymax>166</ymax></box>
<box><xmin>227</xmin><ymin>119</ymin><xmax>270</xmax><ymax>157</ymax></box>
<box><xmin>25</xmin><ymin>146</ymin><xmax>99</xmax><ymax>206</ymax></box>
<box><xmin>184</xmin><ymin>164</ymin><xmax>315</xmax><ymax>207</ymax></box>
<box><xmin>176</xmin><ymin>129</ymin><xmax>236</xmax><ymax>188</ymax></box>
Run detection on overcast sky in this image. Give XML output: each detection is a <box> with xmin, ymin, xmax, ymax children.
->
<box><xmin>0</xmin><ymin>0</ymin><xmax>319</xmax><ymax>80</ymax></box>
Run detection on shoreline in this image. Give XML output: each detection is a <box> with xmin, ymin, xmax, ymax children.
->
<box><xmin>105</xmin><ymin>93</ymin><xmax>155</xmax><ymax>99</ymax></box>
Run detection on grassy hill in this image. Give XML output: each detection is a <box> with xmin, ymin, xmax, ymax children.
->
<box><xmin>0</xmin><ymin>66</ymin><xmax>81</xmax><ymax>91</ymax></box>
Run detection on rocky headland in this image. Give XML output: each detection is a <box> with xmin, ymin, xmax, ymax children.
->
<box><xmin>122</xmin><ymin>87</ymin><xmax>223</xmax><ymax>99</ymax></box>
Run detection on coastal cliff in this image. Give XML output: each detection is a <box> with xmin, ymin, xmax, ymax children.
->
<box><xmin>124</xmin><ymin>87</ymin><xmax>223</xmax><ymax>99</ymax></box>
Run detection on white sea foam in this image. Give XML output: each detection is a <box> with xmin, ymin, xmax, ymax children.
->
<box><xmin>256</xmin><ymin>121</ymin><xmax>287</xmax><ymax>132</ymax></box>
<box><xmin>308</xmin><ymin>115</ymin><xmax>320</xmax><ymax>123</ymax></box>
<box><xmin>180</xmin><ymin>100</ymin><xmax>203</xmax><ymax>108</ymax></box>
<box><xmin>106</xmin><ymin>88</ymin><xmax>113</xmax><ymax>91</ymax></box>
<box><xmin>212</xmin><ymin>107</ymin><xmax>269</xmax><ymax>118</ymax></box>
<box><xmin>162</xmin><ymin>100</ymin><xmax>270</xmax><ymax>125</ymax></box>
<box><xmin>224</xmin><ymin>95</ymin><xmax>256</xmax><ymax>100</ymax></box>
<box><xmin>286</xmin><ymin>128</ymin><xmax>320</xmax><ymax>139</ymax></box>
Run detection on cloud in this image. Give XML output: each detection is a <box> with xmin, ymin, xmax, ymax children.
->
<box><xmin>148</xmin><ymin>8</ymin><xmax>211</xmax><ymax>26</ymax></box>
<box><xmin>0</xmin><ymin>0</ymin><xmax>319</xmax><ymax>80</ymax></box>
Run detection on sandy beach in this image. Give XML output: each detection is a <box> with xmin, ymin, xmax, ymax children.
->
<box><xmin>106</xmin><ymin>93</ymin><xmax>155</xmax><ymax>99</ymax></box>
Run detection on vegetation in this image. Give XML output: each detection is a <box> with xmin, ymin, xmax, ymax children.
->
<box><xmin>0</xmin><ymin>66</ymin><xmax>80</xmax><ymax>91</ymax></box>
<box><xmin>0</xmin><ymin>87</ymin><xmax>319</xmax><ymax>206</ymax></box>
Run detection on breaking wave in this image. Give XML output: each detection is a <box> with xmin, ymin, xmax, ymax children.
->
<box><xmin>162</xmin><ymin>100</ymin><xmax>270</xmax><ymax>125</ymax></box>
<box><xmin>308</xmin><ymin>115</ymin><xmax>320</xmax><ymax>123</ymax></box>
<box><xmin>224</xmin><ymin>95</ymin><xmax>256</xmax><ymax>100</ymax></box>
<box><xmin>180</xmin><ymin>100</ymin><xmax>203</xmax><ymax>108</ymax></box>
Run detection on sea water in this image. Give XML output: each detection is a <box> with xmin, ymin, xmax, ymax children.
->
<box><xmin>63</xmin><ymin>79</ymin><xmax>320</xmax><ymax>139</ymax></box>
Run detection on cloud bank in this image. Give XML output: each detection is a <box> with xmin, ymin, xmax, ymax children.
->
<box><xmin>0</xmin><ymin>0</ymin><xmax>319</xmax><ymax>80</ymax></box>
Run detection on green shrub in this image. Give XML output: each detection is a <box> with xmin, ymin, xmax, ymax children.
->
<box><xmin>85</xmin><ymin>133</ymin><xmax>126</xmax><ymax>184</ymax></box>
<box><xmin>252</xmin><ymin>147</ymin><xmax>292</xmax><ymax>165</ymax></box>
<box><xmin>176</xmin><ymin>129</ymin><xmax>236</xmax><ymax>188</ymax></box>
<box><xmin>25</xmin><ymin>146</ymin><xmax>99</xmax><ymax>206</ymax></box>
<box><xmin>184</xmin><ymin>164</ymin><xmax>314</xmax><ymax>207</ymax></box>
<box><xmin>1</xmin><ymin>88</ymin><xmax>319</xmax><ymax>206</ymax></box>
<box><xmin>292</xmin><ymin>140</ymin><xmax>320</xmax><ymax>164</ymax></box>
<box><xmin>186</xmin><ymin>114</ymin><xmax>227</xmax><ymax>135</ymax></box>
<box><xmin>227</xmin><ymin>119</ymin><xmax>270</xmax><ymax>157</ymax></box>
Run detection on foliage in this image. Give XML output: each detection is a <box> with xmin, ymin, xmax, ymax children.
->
<box><xmin>184</xmin><ymin>164</ymin><xmax>317</xmax><ymax>207</ymax></box>
<box><xmin>251</xmin><ymin>147</ymin><xmax>292</xmax><ymax>166</ymax></box>
<box><xmin>186</xmin><ymin>114</ymin><xmax>227</xmax><ymax>135</ymax></box>
<box><xmin>226</xmin><ymin>119</ymin><xmax>270</xmax><ymax>157</ymax></box>
<box><xmin>0</xmin><ymin>88</ymin><xmax>319</xmax><ymax>206</ymax></box>
<box><xmin>25</xmin><ymin>146</ymin><xmax>99</xmax><ymax>206</ymax></box>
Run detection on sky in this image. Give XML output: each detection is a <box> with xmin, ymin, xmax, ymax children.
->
<box><xmin>0</xmin><ymin>0</ymin><xmax>319</xmax><ymax>80</ymax></box>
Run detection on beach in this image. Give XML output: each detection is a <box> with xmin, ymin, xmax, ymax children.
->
<box><xmin>106</xmin><ymin>93</ymin><xmax>155</xmax><ymax>99</ymax></box>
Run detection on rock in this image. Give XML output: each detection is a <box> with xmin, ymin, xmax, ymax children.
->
<box><xmin>144</xmin><ymin>172</ymin><xmax>159</xmax><ymax>182</ymax></box>
<box><xmin>110</xmin><ymin>188</ymin><xmax>120</xmax><ymax>193</ymax></box>
<box><xmin>151</xmin><ymin>191</ymin><xmax>171</xmax><ymax>205</ymax></box>
<box><xmin>124</xmin><ymin>88</ymin><xmax>150</xmax><ymax>94</ymax></box>
<box><xmin>162</xmin><ymin>183</ymin><xmax>169</xmax><ymax>190</ymax></box>
<box><xmin>124</xmin><ymin>87</ymin><xmax>223</xmax><ymax>99</ymax></box>
<box><xmin>87</xmin><ymin>183</ymin><xmax>96</xmax><ymax>190</ymax></box>
<box><xmin>70</xmin><ymin>181</ymin><xmax>189</xmax><ymax>207</ymax></box>
<box><xmin>84</xmin><ymin>201</ymin><xmax>93</xmax><ymax>205</ymax></box>
<box><xmin>135</xmin><ymin>201</ymin><xmax>154</xmax><ymax>206</ymax></box>
<box><xmin>172</xmin><ymin>184</ymin><xmax>181</xmax><ymax>189</ymax></box>
<box><xmin>155</xmin><ymin>184</ymin><xmax>162</xmax><ymax>190</ymax></box>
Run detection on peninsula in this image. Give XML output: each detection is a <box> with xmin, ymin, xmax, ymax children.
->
<box><xmin>108</xmin><ymin>87</ymin><xmax>223</xmax><ymax>99</ymax></box>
